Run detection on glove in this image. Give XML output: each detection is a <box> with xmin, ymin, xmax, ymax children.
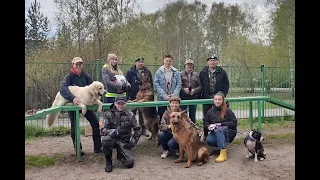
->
<box><xmin>108</xmin><ymin>129</ymin><xmax>119</xmax><ymax>137</ymax></box>
<box><xmin>123</xmin><ymin>142</ymin><xmax>135</xmax><ymax>149</ymax></box>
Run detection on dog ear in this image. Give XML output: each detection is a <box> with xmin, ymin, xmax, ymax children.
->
<box><xmin>90</xmin><ymin>84</ymin><xmax>99</xmax><ymax>97</ymax></box>
<box><xmin>180</xmin><ymin>109</ymin><xmax>187</xmax><ymax>114</ymax></box>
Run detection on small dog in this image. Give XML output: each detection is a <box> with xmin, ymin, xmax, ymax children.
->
<box><xmin>129</xmin><ymin>71</ymin><xmax>159</xmax><ymax>140</ymax></box>
<box><xmin>46</xmin><ymin>81</ymin><xmax>106</xmax><ymax>127</ymax></box>
<box><xmin>170</xmin><ymin>110</ymin><xmax>209</xmax><ymax>168</ymax></box>
<box><xmin>243</xmin><ymin>129</ymin><xmax>266</xmax><ymax>162</ymax></box>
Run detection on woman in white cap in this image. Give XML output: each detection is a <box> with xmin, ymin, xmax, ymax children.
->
<box><xmin>102</xmin><ymin>54</ymin><xmax>129</xmax><ymax>103</ymax></box>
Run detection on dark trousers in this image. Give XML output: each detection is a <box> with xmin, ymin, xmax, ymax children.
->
<box><xmin>102</xmin><ymin>135</ymin><xmax>134</xmax><ymax>168</ymax></box>
<box><xmin>158</xmin><ymin>131</ymin><xmax>178</xmax><ymax>151</ymax></box>
<box><xmin>180</xmin><ymin>104</ymin><xmax>197</xmax><ymax>123</ymax></box>
<box><xmin>132</xmin><ymin>108</ymin><xmax>144</xmax><ymax>126</ymax></box>
<box><xmin>158</xmin><ymin>106</ymin><xmax>167</xmax><ymax>121</ymax></box>
<box><xmin>68</xmin><ymin>110</ymin><xmax>101</xmax><ymax>151</ymax></box>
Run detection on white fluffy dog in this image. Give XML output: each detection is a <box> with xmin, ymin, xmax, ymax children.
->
<box><xmin>46</xmin><ymin>81</ymin><xmax>106</xmax><ymax>127</ymax></box>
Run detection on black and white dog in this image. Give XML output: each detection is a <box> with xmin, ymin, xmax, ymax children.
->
<box><xmin>243</xmin><ymin>129</ymin><xmax>266</xmax><ymax>162</ymax></box>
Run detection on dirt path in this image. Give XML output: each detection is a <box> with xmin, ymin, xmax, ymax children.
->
<box><xmin>25</xmin><ymin>127</ymin><xmax>295</xmax><ymax>180</ymax></box>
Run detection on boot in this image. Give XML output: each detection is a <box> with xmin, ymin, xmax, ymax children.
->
<box><xmin>105</xmin><ymin>155</ymin><xmax>113</xmax><ymax>172</ymax></box>
<box><xmin>215</xmin><ymin>149</ymin><xmax>227</xmax><ymax>163</ymax></box>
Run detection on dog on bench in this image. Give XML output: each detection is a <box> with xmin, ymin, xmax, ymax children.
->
<box><xmin>243</xmin><ymin>129</ymin><xmax>266</xmax><ymax>162</ymax></box>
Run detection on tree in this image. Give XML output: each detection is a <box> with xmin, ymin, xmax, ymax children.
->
<box><xmin>25</xmin><ymin>0</ymin><xmax>50</xmax><ymax>57</ymax></box>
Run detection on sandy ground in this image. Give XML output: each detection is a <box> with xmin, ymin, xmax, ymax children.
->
<box><xmin>25</xmin><ymin>128</ymin><xmax>295</xmax><ymax>180</ymax></box>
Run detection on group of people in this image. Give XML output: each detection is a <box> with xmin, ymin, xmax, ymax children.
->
<box><xmin>58</xmin><ymin>54</ymin><xmax>238</xmax><ymax>173</ymax></box>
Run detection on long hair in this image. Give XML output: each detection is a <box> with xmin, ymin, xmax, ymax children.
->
<box><xmin>214</xmin><ymin>91</ymin><xmax>227</xmax><ymax>120</ymax></box>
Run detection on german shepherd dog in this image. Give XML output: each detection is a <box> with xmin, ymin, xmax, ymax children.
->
<box><xmin>170</xmin><ymin>110</ymin><xmax>209</xmax><ymax>168</ymax></box>
<box><xmin>129</xmin><ymin>70</ymin><xmax>159</xmax><ymax>140</ymax></box>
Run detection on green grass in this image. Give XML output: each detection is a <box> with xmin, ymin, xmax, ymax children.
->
<box><xmin>25</xmin><ymin>125</ymin><xmax>85</xmax><ymax>139</ymax></box>
<box><xmin>25</xmin><ymin>154</ymin><xmax>63</xmax><ymax>168</ymax></box>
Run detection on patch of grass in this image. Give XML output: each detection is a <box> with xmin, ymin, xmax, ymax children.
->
<box><xmin>231</xmin><ymin>133</ymin><xmax>295</xmax><ymax>146</ymax></box>
<box><xmin>25</xmin><ymin>125</ymin><xmax>85</xmax><ymax>139</ymax></box>
<box><xmin>25</xmin><ymin>154</ymin><xmax>63</xmax><ymax>168</ymax></box>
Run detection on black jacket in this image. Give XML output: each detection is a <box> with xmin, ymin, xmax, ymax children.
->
<box><xmin>199</xmin><ymin>66</ymin><xmax>229</xmax><ymax>98</ymax></box>
<box><xmin>203</xmin><ymin>106</ymin><xmax>238</xmax><ymax>143</ymax></box>
<box><xmin>60</xmin><ymin>72</ymin><xmax>93</xmax><ymax>102</ymax></box>
<box><xmin>125</xmin><ymin>65</ymin><xmax>153</xmax><ymax>100</ymax></box>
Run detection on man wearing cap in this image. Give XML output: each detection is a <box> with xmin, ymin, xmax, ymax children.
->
<box><xmin>179</xmin><ymin>59</ymin><xmax>202</xmax><ymax>123</ymax></box>
<box><xmin>100</xmin><ymin>96</ymin><xmax>142</xmax><ymax>172</ymax></box>
<box><xmin>199</xmin><ymin>55</ymin><xmax>230</xmax><ymax>136</ymax></box>
<box><xmin>60</xmin><ymin>57</ymin><xmax>103</xmax><ymax>155</ymax></box>
<box><xmin>125</xmin><ymin>57</ymin><xmax>153</xmax><ymax>137</ymax></box>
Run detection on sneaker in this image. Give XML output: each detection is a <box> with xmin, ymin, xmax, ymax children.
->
<box><xmin>105</xmin><ymin>161</ymin><xmax>113</xmax><ymax>173</ymax></box>
<box><xmin>161</xmin><ymin>150</ymin><xmax>170</xmax><ymax>159</ymax></box>
<box><xmin>176</xmin><ymin>151</ymin><xmax>179</xmax><ymax>156</ymax></box>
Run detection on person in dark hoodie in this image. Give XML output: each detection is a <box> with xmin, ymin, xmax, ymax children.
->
<box><xmin>199</xmin><ymin>55</ymin><xmax>229</xmax><ymax>136</ymax></box>
<box><xmin>60</xmin><ymin>57</ymin><xmax>102</xmax><ymax>155</ymax></box>
<box><xmin>203</xmin><ymin>91</ymin><xmax>237</xmax><ymax>163</ymax></box>
<box><xmin>125</xmin><ymin>57</ymin><xmax>153</xmax><ymax>137</ymax></box>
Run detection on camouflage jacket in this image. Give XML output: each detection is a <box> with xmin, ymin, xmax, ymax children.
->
<box><xmin>101</xmin><ymin>106</ymin><xmax>142</xmax><ymax>145</ymax></box>
<box><xmin>159</xmin><ymin>107</ymin><xmax>202</xmax><ymax>134</ymax></box>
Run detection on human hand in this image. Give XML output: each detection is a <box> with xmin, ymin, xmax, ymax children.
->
<box><xmin>163</xmin><ymin>95</ymin><xmax>170</xmax><ymax>100</ymax></box>
<box><xmin>73</xmin><ymin>97</ymin><xmax>81</xmax><ymax>105</ymax></box>
<box><xmin>123</xmin><ymin>142</ymin><xmax>135</xmax><ymax>149</ymax></box>
<box><xmin>183</xmin><ymin>88</ymin><xmax>189</xmax><ymax>94</ymax></box>
<box><xmin>167</xmin><ymin>124</ymin><xmax>171</xmax><ymax>129</ymax></box>
<box><xmin>189</xmin><ymin>89</ymin><xmax>195</xmax><ymax>95</ymax></box>
<box><xmin>215</xmin><ymin>123</ymin><xmax>221</xmax><ymax>128</ymax></box>
<box><xmin>208</xmin><ymin>124</ymin><xmax>216</xmax><ymax>131</ymax></box>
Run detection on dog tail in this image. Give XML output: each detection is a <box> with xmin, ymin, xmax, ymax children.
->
<box><xmin>46</xmin><ymin>112</ymin><xmax>60</xmax><ymax>127</ymax></box>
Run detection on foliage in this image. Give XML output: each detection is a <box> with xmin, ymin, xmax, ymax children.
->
<box><xmin>25</xmin><ymin>154</ymin><xmax>63</xmax><ymax>168</ymax></box>
<box><xmin>25</xmin><ymin>125</ymin><xmax>85</xmax><ymax>139</ymax></box>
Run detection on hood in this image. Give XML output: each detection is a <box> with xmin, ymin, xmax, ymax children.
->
<box><xmin>158</xmin><ymin>65</ymin><xmax>178</xmax><ymax>72</ymax></box>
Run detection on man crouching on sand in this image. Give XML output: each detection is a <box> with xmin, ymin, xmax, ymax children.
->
<box><xmin>100</xmin><ymin>96</ymin><xmax>142</xmax><ymax>172</ymax></box>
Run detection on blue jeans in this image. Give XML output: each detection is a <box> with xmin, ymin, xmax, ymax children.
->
<box><xmin>158</xmin><ymin>131</ymin><xmax>178</xmax><ymax>151</ymax></box>
<box><xmin>205</xmin><ymin>126</ymin><xmax>229</xmax><ymax>149</ymax></box>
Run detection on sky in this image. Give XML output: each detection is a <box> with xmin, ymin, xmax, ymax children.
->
<box><xmin>25</xmin><ymin>0</ymin><xmax>271</xmax><ymax>38</ymax></box>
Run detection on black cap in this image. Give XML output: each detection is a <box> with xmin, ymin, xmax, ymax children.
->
<box><xmin>115</xmin><ymin>96</ymin><xmax>127</xmax><ymax>104</ymax></box>
<box><xmin>135</xmin><ymin>57</ymin><xmax>144</xmax><ymax>62</ymax></box>
<box><xmin>207</xmin><ymin>55</ymin><xmax>218</xmax><ymax>61</ymax></box>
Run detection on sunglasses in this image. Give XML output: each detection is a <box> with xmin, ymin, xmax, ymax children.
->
<box><xmin>136</xmin><ymin>57</ymin><xmax>144</xmax><ymax>61</ymax></box>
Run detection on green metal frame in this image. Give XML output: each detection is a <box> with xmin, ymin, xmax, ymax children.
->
<box><xmin>25</xmin><ymin>96</ymin><xmax>295</xmax><ymax>162</ymax></box>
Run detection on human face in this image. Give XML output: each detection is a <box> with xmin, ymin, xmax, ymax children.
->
<box><xmin>72</xmin><ymin>62</ymin><xmax>83</xmax><ymax>74</ymax></box>
<box><xmin>170</xmin><ymin>101</ymin><xmax>180</xmax><ymax>112</ymax></box>
<box><xmin>109</xmin><ymin>57</ymin><xmax>118</xmax><ymax>67</ymax></box>
<box><xmin>185</xmin><ymin>63</ymin><xmax>193</xmax><ymax>73</ymax></box>
<box><xmin>136</xmin><ymin>60</ymin><xmax>144</xmax><ymax>69</ymax></box>
<box><xmin>207</xmin><ymin>59</ymin><xmax>219</xmax><ymax>69</ymax></box>
<box><xmin>213</xmin><ymin>94</ymin><xmax>224</xmax><ymax>107</ymax></box>
<box><xmin>163</xmin><ymin>57</ymin><xmax>172</xmax><ymax>68</ymax></box>
<box><xmin>115</xmin><ymin>102</ymin><xmax>126</xmax><ymax>111</ymax></box>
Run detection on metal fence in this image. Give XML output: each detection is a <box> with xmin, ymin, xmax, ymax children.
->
<box><xmin>25</xmin><ymin>61</ymin><xmax>295</xmax><ymax>128</ymax></box>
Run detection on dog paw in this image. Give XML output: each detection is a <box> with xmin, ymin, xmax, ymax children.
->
<box><xmin>197</xmin><ymin>161</ymin><xmax>203</xmax><ymax>166</ymax></box>
<box><xmin>254</xmin><ymin>159</ymin><xmax>259</xmax><ymax>162</ymax></box>
<box><xmin>174</xmin><ymin>159</ymin><xmax>181</xmax><ymax>163</ymax></box>
<box><xmin>246</xmin><ymin>154</ymin><xmax>253</xmax><ymax>159</ymax></box>
<box><xmin>97</xmin><ymin>107</ymin><xmax>102</xmax><ymax>113</ymax></box>
<box><xmin>259</xmin><ymin>157</ymin><xmax>265</xmax><ymax>161</ymax></box>
<box><xmin>82</xmin><ymin>109</ymin><xmax>87</xmax><ymax>115</ymax></box>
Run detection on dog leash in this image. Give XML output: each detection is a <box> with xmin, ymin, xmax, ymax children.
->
<box><xmin>227</xmin><ymin>128</ymin><xmax>249</xmax><ymax>135</ymax></box>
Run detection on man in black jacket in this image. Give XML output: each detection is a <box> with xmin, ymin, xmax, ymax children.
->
<box><xmin>60</xmin><ymin>57</ymin><xmax>102</xmax><ymax>155</ymax></box>
<box><xmin>125</xmin><ymin>57</ymin><xmax>153</xmax><ymax>137</ymax></box>
<box><xmin>199</xmin><ymin>55</ymin><xmax>230</xmax><ymax>136</ymax></box>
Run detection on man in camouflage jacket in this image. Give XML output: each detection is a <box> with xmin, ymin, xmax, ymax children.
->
<box><xmin>101</xmin><ymin>96</ymin><xmax>142</xmax><ymax>173</ymax></box>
